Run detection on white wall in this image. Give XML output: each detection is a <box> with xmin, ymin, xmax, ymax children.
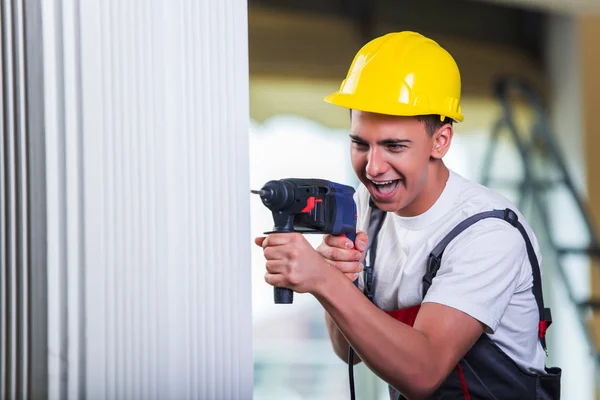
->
<box><xmin>40</xmin><ymin>1</ymin><xmax>253</xmax><ymax>398</ymax></box>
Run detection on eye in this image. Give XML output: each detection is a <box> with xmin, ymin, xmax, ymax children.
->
<box><xmin>351</xmin><ymin>140</ymin><xmax>368</xmax><ymax>150</ymax></box>
<box><xmin>387</xmin><ymin>144</ymin><xmax>407</xmax><ymax>151</ymax></box>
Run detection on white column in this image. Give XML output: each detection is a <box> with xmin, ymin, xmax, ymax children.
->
<box><xmin>1</xmin><ymin>0</ymin><xmax>35</xmax><ymax>399</ymax></box>
<box><xmin>41</xmin><ymin>0</ymin><xmax>253</xmax><ymax>399</ymax></box>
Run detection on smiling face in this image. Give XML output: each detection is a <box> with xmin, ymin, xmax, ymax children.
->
<box><xmin>350</xmin><ymin>111</ymin><xmax>453</xmax><ymax>216</ymax></box>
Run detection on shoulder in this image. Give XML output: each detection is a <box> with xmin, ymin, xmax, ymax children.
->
<box><xmin>443</xmin><ymin>176</ymin><xmax>532</xmax><ymax>269</ymax></box>
<box><xmin>451</xmin><ymin>172</ymin><xmax>518</xmax><ymax>214</ymax></box>
<box><xmin>424</xmin><ymin>213</ymin><xmax>532</xmax><ymax>332</ymax></box>
<box><xmin>443</xmin><ymin>217</ymin><xmax>528</xmax><ymax>264</ymax></box>
<box><xmin>434</xmin><ymin>172</ymin><xmax>540</xmax><ymax>290</ymax></box>
<box><xmin>447</xmin><ymin>172</ymin><xmax>538</xmax><ymax>247</ymax></box>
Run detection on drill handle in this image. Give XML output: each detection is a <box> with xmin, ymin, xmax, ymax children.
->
<box><xmin>272</xmin><ymin>212</ymin><xmax>295</xmax><ymax>232</ymax></box>
<box><xmin>269</xmin><ymin>216</ymin><xmax>296</xmax><ymax>304</ymax></box>
<box><xmin>274</xmin><ymin>287</ymin><xmax>293</xmax><ymax>304</ymax></box>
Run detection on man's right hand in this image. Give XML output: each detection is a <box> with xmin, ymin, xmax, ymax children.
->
<box><xmin>317</xmin><ymin>231</ymin><xmax>368</xmax><ymax>281</ymax></box>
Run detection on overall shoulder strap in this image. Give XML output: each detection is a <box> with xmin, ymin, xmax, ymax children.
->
<box><xmin>423</xmin><ymin>208</ymin><xmax>552</xmax><ymax>352</ymax></box>
<box><xmin>363</xmin><ymin>198</ymin><xmax>386</xmax><ymax>302</ymax></box>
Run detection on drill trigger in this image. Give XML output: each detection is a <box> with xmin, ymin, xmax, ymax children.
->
<box><xmin>301</xmin><ymin>196</ymin><xmax>323</xmax><ymax>213</ymax></box>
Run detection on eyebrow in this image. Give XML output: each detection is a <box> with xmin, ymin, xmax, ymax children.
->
<box><xmin>349</xmin><ymin>134</ymin><xmax>412</xmax><ymax>146</ymax></box>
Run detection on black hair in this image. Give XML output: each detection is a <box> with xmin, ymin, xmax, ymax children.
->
<box><xmin>415</xmin><ymin>115</ymin><xmax>454</xmax><ymax>136</ymax></box>
<box><xmin>349</xmin><ymin>109</ymin><xmax>453</xmax><ymax>136</ymax></box>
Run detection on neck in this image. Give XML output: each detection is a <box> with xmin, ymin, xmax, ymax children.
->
<box><xmin>395</xmin><ymin>161</ymin><xmax>449</xmax><ymax>217</ymax></box>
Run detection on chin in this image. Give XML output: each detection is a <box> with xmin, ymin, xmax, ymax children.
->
<box><xmin>366</xmin><ymin>193</ymin><xmax>404</xmax><ymax>213</ymax></box>
<box><xmin>376</xmin><ymin>204</ymin><xmax>400</xmax><ymax>213</ymax></box>
<box><xmin>373</xmin><ymin>200</ymin><xmax>404</xmax><ymax>213</ymax></box>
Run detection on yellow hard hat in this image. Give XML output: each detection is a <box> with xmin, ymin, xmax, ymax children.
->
<box><xmin>325</xmin><ymin>31</ymin><xmax>463</xmax><ymax>122</ymax></box>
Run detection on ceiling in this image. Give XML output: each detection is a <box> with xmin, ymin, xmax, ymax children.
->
<box><xmin>478</xmin><ymin>0</ymin><xmax>600</xmax><ymax>14</ymax></box>
<box><xmin>249</xmin><ymin>0</ymin><xmax>546</xmax><ymax>62</ymax></box>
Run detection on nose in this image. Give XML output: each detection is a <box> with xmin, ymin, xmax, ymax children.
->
<box><xmin>365</xmin><ymin>147</ymin><xmax>386</xmax><ymax>178</ymax></box>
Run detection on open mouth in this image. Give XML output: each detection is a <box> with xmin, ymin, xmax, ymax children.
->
<box><xmin>371</xmin><ymin>179</ymin><xmax>401</xmax><ymax>197</ymax></box>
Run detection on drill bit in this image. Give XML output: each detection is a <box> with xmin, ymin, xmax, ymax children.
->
<box><xmin>251</xmin><ymin>189</ymin><xmax>266</xmax><ymax>196</ymax></box>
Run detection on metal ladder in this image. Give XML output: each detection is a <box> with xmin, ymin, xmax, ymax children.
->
<box><xmin>480</xmin><ymin>76</ymin><xmax>600</xmax><ymax>380</ymax></box>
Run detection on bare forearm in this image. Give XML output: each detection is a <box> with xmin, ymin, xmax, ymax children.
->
<box><xmin>315</xmin><ymin>271</ymin><xmax>443</xmax><ymax>399</ymax></box>
<box><xmin>325</xmin><ymin>311</ymin><xmax>362</xmax><ymax>364</ymax></box>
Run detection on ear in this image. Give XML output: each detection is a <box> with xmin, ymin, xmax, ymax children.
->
<box><xmin>430</xmin><ymin>123</ymin><xmax>453</xmax><ymax>160</ymax></box>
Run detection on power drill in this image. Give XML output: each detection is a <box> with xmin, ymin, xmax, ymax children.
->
<box><xmin>252</xmin><ymin>178</ymin><xmax>358</xmax><ymax>304</ymax></box>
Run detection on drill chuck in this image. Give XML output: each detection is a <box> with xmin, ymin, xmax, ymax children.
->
<box><xmin>251</xmin><ymin>180</ymin><xmax>295</xmax><ymax>212</ymax></box>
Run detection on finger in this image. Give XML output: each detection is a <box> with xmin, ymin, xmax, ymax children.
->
<box><xmin>322</xmin><ymin>257</ymin><xmax>336</xmax><ymax>267</ymax></box>
<box><xmin>263</xmin><ymin>245</ymin><xmax>286</xmax><ymax>261</ymax></box>
<box><xmin>265</xmin><ymin>260</ymin><xmax>286</xmax><ymax>274</ymax></box>
<box><xmin>344</xmin><ymin>272</ymin><xmax>360</xmax><ymax>281</ymax></box>
<box><xmin>264</xmin><ymin>272</ymin><xmax>286</xmax><ymax>288</ymax></box>
<box><xmin>255</xmin><ymin>237</ymin><xmax>267</xmax><ymax>247</ymax></box>
<box><xmin>324</xmin><ymin>234</ymin><xmax>355</xmax><ymax>250</ymax></box>
<box><xmin>319</xmin><ymin>244</ymin><xmax>362</xmax><ymax>262</ymax></box>
<box><xmin>330</xmin><ymin>261</ymin><xmax>363</xmax><ymax>274</ymax></box>
<box><xmin>355</xmin><ymin>231</ymin><xmax>368</xmax><ymax>252</ymax></box>
<box><xmin>263</xmin><ymin>232</ymin><xmax>302</xmax><ymax>248</ymax></box>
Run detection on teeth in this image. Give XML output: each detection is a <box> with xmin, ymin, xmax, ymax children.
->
<box><xmin>372</xmin><ymin>180</ymin><xmax>395</xmax><ymax>185</ymax></box>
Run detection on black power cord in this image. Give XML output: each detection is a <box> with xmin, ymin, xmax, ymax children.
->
<box><xmin>348</xmin><ymin>345</ymin><xmax>356</xmax><ymax>400</ymax></box>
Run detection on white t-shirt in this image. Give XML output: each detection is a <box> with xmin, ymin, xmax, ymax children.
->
<box><xmin>355</xmin><ymin>169</ymin><xmax>546</xmax><ymax>373</ymax></box>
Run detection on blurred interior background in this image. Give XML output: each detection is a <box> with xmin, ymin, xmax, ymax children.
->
<box><xmin>1</xmin><ymin>0</ymin><xmax>600</xmax><ymax>399</ymax></box>
<box><xmin>247</xmin><ymin>1</ymin><xmax>600</xmax><ymax>399</ymax></box>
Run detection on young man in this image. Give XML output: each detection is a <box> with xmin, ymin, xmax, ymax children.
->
<box><xmin>255</xmin><ymin>31</ymin><xmax>560</xmax><ymax>399</ymax></box>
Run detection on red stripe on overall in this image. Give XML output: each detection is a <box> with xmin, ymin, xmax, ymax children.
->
<box><xmin>386</xmin><ymin>305</ymin><xmax>471</xmax><ymax>400</ymax></box>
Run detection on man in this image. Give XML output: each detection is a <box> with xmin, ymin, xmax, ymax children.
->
<box><xmin>255</xmin><ymin>31</ymin><xmax>560</xmax><ymax>399</ymax></box>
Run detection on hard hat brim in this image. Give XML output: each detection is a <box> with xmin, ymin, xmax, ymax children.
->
<box><xmin>324</xmin><ymin>92</ymin><xmax>464</xmax><ymax>123</ymax></box>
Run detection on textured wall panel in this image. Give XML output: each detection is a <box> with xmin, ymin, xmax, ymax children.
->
<box><xmin>1</xmin><ymin>0</ymin><xmax>32</xmax><ymax>399</ymax></box>
<box><xmin>41</xmin><ymin>0</ymin><xmax>253</xmax><ymax>399</ymax></box>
